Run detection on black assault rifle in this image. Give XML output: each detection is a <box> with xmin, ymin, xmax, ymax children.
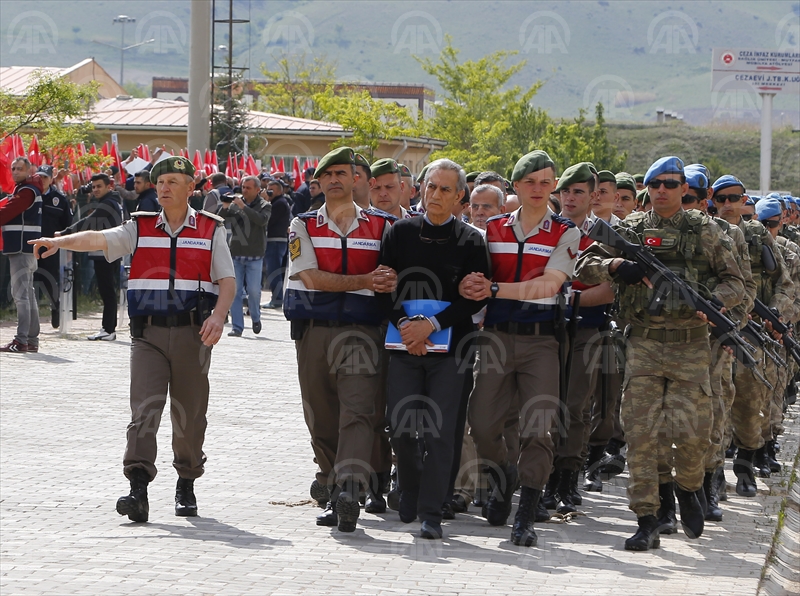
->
<box><xmin>753</xmin><ymin>298</ymin><xmax>800</xmax><ymax>367</ymax></box>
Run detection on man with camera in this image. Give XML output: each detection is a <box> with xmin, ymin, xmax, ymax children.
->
<box><xmin>262</xmin><ymin>176</ymin><xmax>292</xmax><ymax>309</ymax></box>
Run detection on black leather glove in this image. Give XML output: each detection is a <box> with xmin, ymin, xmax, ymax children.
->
<box><xmin>615</xmin><ymin>261</ymin><xmax>647</xmax><ymax>285</ymax></box>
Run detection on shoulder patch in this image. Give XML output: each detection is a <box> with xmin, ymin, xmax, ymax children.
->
<box><xmin>364</xmin><ymin>207</ymin><xmax>398</xmax><ymax>222</ymax></box>
<box><xmin>551</xmin><ymin>213</ymin><xmax>576</xmax><ymax>228</ymax></box>
<box><xmin>198</xmin><ymin>210</ymin><xmax>225</xmax><ymax>223</ymax></box>
<box><xmin>684</xmin><ymin>209</ymin><xmax>709</xmax><ymax>226</ymax></box>
<box><xmin>130</xmin><ymin>211</ymin><xmax>160</xmax><ymax>218</ymax></box>
<box><xmin>297</xmin><ymin>210</ymin><xmax>319</xmax><ymax>220</ymax></box>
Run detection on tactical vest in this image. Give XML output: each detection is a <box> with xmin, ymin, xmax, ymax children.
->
<box><xmin>284</xmin><ymin>208</ymin><xmax>391</xmax><ymax>325</ymax></box>
<box><xmin>1</xmin><ymin>183</ymin><xmax>42</xmax><ymax>255</ymax></box>
<box><xmin>484</xmin><ymin>211</ymin><xmax>575</xmax><ymax>325</ymax></box>
<box><xmin>619</xmin><ymin>210</ymin><xmax>712</xmax><ymax>323</ymax></box>
<box><xmin>127</xmin><ymin>212</ymin><xmax>219</xmax><ymax>317</ymax></box>
<box><xmin>741</xmin><ymin>219</ymin><xmax>775</xmax><ymax>305</ymax></box>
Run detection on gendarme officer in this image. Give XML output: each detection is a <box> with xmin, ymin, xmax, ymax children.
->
<box><xmin>30</xmin><ymin>156</ymin><xmax>236</xmax><ymax>522</ymax></box>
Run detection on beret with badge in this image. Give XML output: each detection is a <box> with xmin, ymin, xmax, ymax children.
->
<box><xmin>398</xmin><ymin>163</ymin><xmax>412</xmax><ymax>178</ymax></box>
<box><xmin>510</xmin><ymin>150</ymin><xmax>556</xmax><ymax>182</ymax></box>
<box><xmin>555</xmin><ymin>162</ymin><xmax>594</xmax><ymax>192</ymax></box>
<box><xmin>643</xmin><ymin>156</ymin><xmax>684</xmax><ymax>185</ymax></box>
<box><xmin>711</xmin><ymin>174</ymin><xmax>745</xmax><ymax>194</ymax></box>
<box><xmin>371</xmin><ymin>158</ymin><xmax>400</xmax><ymax>179</ymax></box>
<box><xmin>150</xmin><ymin>156</ymin><xmax>195</xmax><ymax>184</ymax></box>
<box><xmin>685</xmin><ymin>169</ymin><xmax>709</xmax><ymax>190</ymax></box>
<box><xmin>755</xmin><ymin>198</ymin><xmax>783</xmax><ymax>220</ymax></box>
<box><xmin>313</xmin><ymin>146</ymin><xmax>356</xmax><ymax>179</ymax></box>
<box><xmin>615</xmin><ymin>172</ymin><xmax>637</xmax><ymax>193</ymax></box>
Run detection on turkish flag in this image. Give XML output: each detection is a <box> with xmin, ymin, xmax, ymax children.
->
<box><xmin>644</xmin><ymin>237</ymin><xmax>662</xmax><ymax>247</ymax></box>
<box><xmin>225</xmin><ymin>153</ymin><xmax>234</xmax><ymax>178</ymax></box>
<box><xmin>192</xmin><ymin>150</ymin><xmax>203</xmax><ymax>173</ymax></box>
<box><xmin>100</xmin><ymin>142</ymin><xmax>109</xmax><ymax>157</ymax></box>
<box><xmin>270</xmin><ymin>156</ymin><xmax>278</xmax><ymax>175</ymax></box>
<box><xmin>238</xmin><ymin>153</ymin><xmax>246</xmax><ymax>173</ymax></box>
<box><xmin>277</xmin><ymin>158</ymin><xmax>285</xmax><ymax>173</ymax></box>
<box><xmin>292</xmin><ymin>157</ymin><xmax>302</xmax><ymax>191</ymax></box>
<box><xmin>0</xmin><ymin>137</ymin><xmax>16</xmax><ymax>193</ymax></box>
<box><xmin>246</xmin><ymin>154</ymin><xmax>259</xmax><ymax>176</ymax></box>
<box><xmin>28</xmin><ymin>135</ymin><xmax>41</xmax><ymax>166</ymax></box>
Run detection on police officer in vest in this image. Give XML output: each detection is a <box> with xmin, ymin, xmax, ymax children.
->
<box><xmin>30</xmin><ymin>156</ymin><xmax>236</xmax><ymax>522</ymax></box>
<box><xmin>576</xmin><ymin>156</ymin><xmax>745</xmax><ymax>551</ymax></box>
<box><xmin>283</xmin><ymin>147</ymin><xmax>397</xmax><ymax>533</ymax></box>
<box><xmin>461</xmin><ymin>150</ymin><xmax>581</xmax><ymax>547</ymax></box>
<box><xmin>0</xmin><ymin>157</ymin><xmax>43</xmax><ymax>353</ymax></box>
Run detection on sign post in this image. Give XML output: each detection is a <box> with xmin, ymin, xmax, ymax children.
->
<box><xmin>711</xmin><ymin>48</ymin><xmax>800</xmax><ymax>193</ymax></box>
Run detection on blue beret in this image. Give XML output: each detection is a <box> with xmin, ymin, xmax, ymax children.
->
<box><xmin>644</xmin><ymin>156</ymin><xmax>684</xmax><ymax>185</ymax></box>
<box><xmin>744</xmin><ymin>197</ymin><xmax>755</xmax><ymax>206</ymax></box>
<box><xmin>685</xmin><ymin>169</ymin><xmax>708</xmax><ymax>190</ymax></box>
<box><xmin>711</xmin><ymin>175</ymin><xmax>745</xmax><ymax>193</ymax></box>
<box><xmin>755</xmin><ymin>198</ymin><xmax>783</xmax><ymax>220</ymax></box>
<box><xmin>765</xmin><ymin>192</ymin><xmax>782</xmax><ymax>200</ymax></box>
<box><xmin>685</xmin><ymin>163</ymin><xmax>710</xmax><ymax>179</ymax></box>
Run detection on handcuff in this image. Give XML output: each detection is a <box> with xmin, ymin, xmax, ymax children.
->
<box><xmin>398</xmin><ymin>314</ymin><xmax>437</xmax><ymax>333</ymax></box>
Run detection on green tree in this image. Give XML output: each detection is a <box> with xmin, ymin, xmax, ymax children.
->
<box><xmin>256</xmin><ymin>51</ymin><xmax>337</xmax><ymax>120</ymax></box>
<box><xmin>416</xmin><ymin>36</ymin><xmax>549</xmax><ymax>173</ymax></box>
<box><xmin>314</xmin><ymin>88</ymin><xmax>414</xmax><ymax>162</ymax></box>
<box><xmin>211</xmin><ymin>65</ymin><xmax>250</xmax><ymax>161</ymax></box>
<box><xmin>122</xmin><ymin>81</ymin><xmax>151</xmax><ymax>98</ymax></box>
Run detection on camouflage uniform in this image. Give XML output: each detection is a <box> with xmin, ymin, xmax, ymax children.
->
<box><xmin>576</xmin><ymin>209</ymin><xmax>745</xmax><ymax>517</ymax></box>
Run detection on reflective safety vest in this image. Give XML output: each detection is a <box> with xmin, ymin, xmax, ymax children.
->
<box><xmin>2</xmin><ymin>183</ymin><xmax>42</xmax><ymax>255</ymax></box>
<box><xmin>284</xmin><ymin>209</ymin><xmax>391</xmax><ymax>325</ymax></box>
<box><xmin>127</xmin><ymin>212</ymin><xmax>219</xmax><ymax>317</ymax></box>
<box><xmin>484</xmin><ymin>212</ymin><xmax>575</xmax><ymax>325</ymax></box>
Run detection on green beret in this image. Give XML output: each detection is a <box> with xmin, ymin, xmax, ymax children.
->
<box><xmin>555</xmin><ymin>163</ymin><xmax>594</xmax><ymax>192</ymax></box>
<box><xmin>615</xmin><ymin>172</ymin><xmax>637</xmax><ymax>193</ymax></box>
<box><xmin>637</xmin><ymin>187</ymin><xmax>650</xmax><ymax>206</ymax></box>
<box><xmin>150</xmin><ymin>156</ymin><xmax>195</xmax><ymax>184</ymax></box>
<box><xmin>354</xmin><ymin>152</ymin><xmax>370</xmax><ymax>169</ymax></box>
<box><xmin>633</xmin><ymin>174</ymin><xmax>645</xmax><ymax>184</ymax></box>
<box><xmin>313</xmin><ymin>146</ymin><xmax>356</xmax><ymax>179</ymax></box>
<box><xmin>398</xmin><ymin>163</ymin><xmax>412</xmax><ymax>178</ymax></box>
<box><xmin>419</xmin><ymin>163</ymin><xmax>432</xmax><ymax>183</ymax></box>
<box><xmin>466</xmin><ymin>171</ymin><xmax>480</xmax><ymax>183</ymax></box>
<box><xmin>371</xmin><ymin>158</ymin><xmax>399</xmax><ymax>179</ymax></box>
<box><xmin>597</xmin><ymin>170</ymin><xmax>617</xmax><ymax>184</ymax></box>
<box><xmin>581</xmin><ymin>162</ymin><xmax>598</xmax><ymax>177</ymax></box>
<box><xmin>511</xmin><ymin>150</ymin><xmax>556</xmax><ymax>182</ymax></box>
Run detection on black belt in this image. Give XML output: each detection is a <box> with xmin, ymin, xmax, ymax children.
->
<box><xmin>133</xmin><ymin>312</ymin><xmax>201</xmax><ymax>328</ymax></box>
<box><xmin>485</xmin><ymin>321</ymin><xmax>556</xmax><ymax>336</ymax></box>
<box><xmin>309</xmin><ymin>319</ymin><xmax>355</xmax><ymax>328</ymax></box>
<box><xmin>629</xmin><ymin>325</ymin><xmax>708</xmax><ymax>343</ymax></box>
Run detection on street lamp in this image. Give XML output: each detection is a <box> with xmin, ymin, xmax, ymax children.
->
<box><xmin>92</xmin><ymin>15</ymin><xmax>154</xmax><ymax>86</ymax></box>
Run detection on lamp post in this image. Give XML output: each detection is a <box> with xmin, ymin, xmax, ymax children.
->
<box><xmin>93</xmin><ymin>16</ymin><xmax>154</xmax><ymax>86</ymax></box>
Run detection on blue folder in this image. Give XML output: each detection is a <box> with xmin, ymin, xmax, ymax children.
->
<box><xmin>385</xmin><ymin>300</ymin><xmax>452</xmax><ymax>353</ymax></box>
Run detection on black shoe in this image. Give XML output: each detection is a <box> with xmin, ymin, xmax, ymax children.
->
<box><xmin>316</xmin><ymin>501</ymin><xmax>337</xmax><ymax>526</ymax></box>
<box><xmin>398</xmin><ymin>490</ymin><xmax>418</xmax><ymax>523</ymax></box>
<box><xmin>116</xmin><ymin>468</ymin><xmax>149</xmax><ymax>523</ymax></box>
<box><xmin>541</xmin><ymin>470</ymin><xmax>559</xmax><ymax>510</ymax></box>
<box><xmin>725</xmin><ymin>441</ymin><xmax>737</xmax><ymax>459</ymax></box>
<box><xmin>365</xmin><ymin>489</ymin><xmax>387</xmax><ymax>514</ymax></box>
<box><xmin>450</xmin><ymin>494</ymin><xmax>468</xmax><ymax>513</ymax></box>
<box><xmin>252</xmin><ymin>321</ymin><xmax>262</xmax><ymax>334</ymax></box>
<box><xmin>734</xmin><ymin>449</ymin><xmax>758</xmax><ymax>497</ymax></box>
<box><xmin>227</xmin><ymin>329</ymin><xmax>242</xmax><ymax>337</ymax></box>
<box><xmin>584</xmin><ymin>445</ymin><xmax>605</xmax><ymax>492</ymax></box>
<box><xmin>697</xmin><ymin>484</ymin><xmax>708</xmax><ymax>517</ymax></box>
<box><xmin>625</xmin><ymin>515</ymin><xmax>661</xmax><ymax>551</ymax></box>
<box><xmin>441</xmin><ymin>502</ymin><xmax>455</xmax><ymax>520</ymax></box>
<box><xmin>420</xmin><ymin>520</ymin><xmax>443</xmax><ymax>539</ymax></box>
<box><xmin>175</xmin><ymin>477</ymin><xmax>198</xmax><ymax>517</ymax></box>
<box><xmin>387</xmin><ymin>488</ymin><xmax>401</xmax><ymax>511</ymax></box>
<box><xmin>717</xmin><ymin>467</ymin><xmax>728</xmax><ymax>502</ymax></box>
<box><xmin>310</xmin><ymin>479</ymin><xmax>330</xmax><ymax>508</ymax></box>
<box><xmin>754</xmin><ymin>446</ymin><xmax>771</xmax><ymax>478</ymax></box>
<box><xmin>485</xmin><ymin>463</ymin><xmax>518</xmax><ymax>526</ymax></box>
<box><xmin>765</xmin><ymin>440</ymin><xmax>781</xmax><ymax>473</ymax></box>
<box><xmin>704</xmin><ymin>470</ymin><xmax>723</xmax><ymax>522</ymax></box>
<box><xmin>656</xmin><ymin>481</ymin><xmax>678</xmax><ymax>535</ymax></box>
<box><xmin>599</xmin><ymin>439</ymin><xmax>626</xmax><ymax>478</ymax></box>
<box><xmin>674</xmin><ymin>484</ymin><xmax>704</xmax><ymax>539</ymax></box>
<box><xmin>51</xmin><ymin>308</ymin><xmax>59</xmax><ymax>329</ymax></box>
<box><xmin>556</xmin><ymin>469</ymin><xmax>580</xmax><ymax>515</ymax></box>
<box><xmin>510</xmin><ymin>486</ymin><xmax>540</xmax><ymax>547</ymax></box>
<box><xmin>535</xmin><ymin>498</ymin><xmax>551</xmax><ymax>523</ymax></box>
<box><xmin>336</xmin><ymin>484</ymin><xmax>360</xmax><ymax>532</ymax></box>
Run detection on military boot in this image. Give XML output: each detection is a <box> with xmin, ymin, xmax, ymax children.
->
<box><xmin>386</xmin><ymin>466</ymin><xmax>400</xmax><ymax>511</ymax></box>
<box><xmin>624</xmin><ymin>515</ymin><xmax>661</xmax><ymax>551</ymax></box>
<box><xmin>364</xmin><ymin>474</ymin><xmax>387</xmax><ymax>514</ymax></box>
<box><xmin>703</xmin><ymin>470</ymin><xmax>723</xmax><ymax>522</ymax></box>
<box><xmin>765</xmin><ymin>440</ymin><xmax>781</xmax><ymax>473</ymax></box>
<box><xmin>336</xmin><ymin>479</ymin><xmax>360</xmax><ymax>533</ymax></box>
<box><xmin>754</xmin><ymin>446</ymin><xmax>771</xmax><ymax>478</ymax></box>
<box><xmin>310</xmin><ymin>479</ymin><xmax>330</xmax><ymax>508</ymax></box>
<box><xmin>674</xmin><ymin>485</ymin><xmax>704</xmax><ymax>538</ymax></box>
<box><xmin>316</xmin><ymin>485</ymin><xmax>340</xmax><ymax>526</ymax></box>
<box><xmin>510</xmin><ymin>486</ymin><xmax>540</xmax><ymax>547</ymax></box>
<box><xmin>716</xmin><ymin>466</ymin><xmax>728</xmax><ymax>502</ymax></box>
<box><xmin>734</xmin><ymin>449</ymin><xmax>758</xmax><ymax>497</ymax></box>
<box><xmin>583</xmin><ymin>445</ymin><xmax>605</xmax><ymax>492</ymax></box>
<box><xmin>656</xmin><ymin>481</ymin><xmax>678</xmax><ymax>535</ymax></box>
<box><xmin>116</xmin><ymin>468</ymin><xmax>149</xmax><ymax>523</ymax></box>
<box><xmin>556</xmin><ymin>469</ymin><xmax>579</xmax><ymax>515</ymax></box>
<box><xmin>175</xmin><ymin>478</ymin><xmax>198</xmax><ymax>517</ymax></box>
<box><xmin>485</xmin><ymin>463</ymin><xmax>518</xmax><ymax>526</ymax></box>
<box><xmin>599</xmin><ymin>438</ymin><xmax>626</xmax><ymax>478</ymax></box>
<box><xmin>725</xmin><ymin>440</ymin><xmax>737</xmax><ymax>459</ymax></box>
<box><xmin>541</xmin><ymin>469</ymin><xmax>559</xmax><ymax>510</ymax></box>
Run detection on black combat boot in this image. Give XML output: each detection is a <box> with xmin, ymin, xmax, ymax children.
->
<box><xmin>765</xmin><ymin>440</ymin><xmax>781</xmax><ymax>473</ymax></box>
<box><xmin>336</xmin><ymin>479</ymin><xmax>360</xmax><ymax>533</ymax></box>
<box><xmin>725</xmin><ymin>440</ymin><xmax>737</xmax><ymax>459</ymax></box>
<box><xmin>599</xmin><ymin>438</ymin><xmax>626</xmax><ymax>478</ymax></box>
<box><xmin>541</xmin><ymin>469</ymin><xmax>559</xmax><ymax>510</ymax></box>
<box><xmin>716</xmin><ymin>465</ymin><xmax>728</xmax><ymax>502</ymax></box>
<box><xmin>674</xmin><ymin>484</ymin><xmax>704</xmax><ymax>539</ymax></box>
<box><xmin>510</xmin><ymin>486</ymin><xmax>540</xmax><ymax>547</ymax></box>
<box><xmin>656</xmin><ymin>481</ymin><xmax>677</xmax><ymax>535</ymax></box>
<box><xmin>584</xmin><ymin>445</ymin><xmax>605</xmax><ymax>492</ymax></box>
<box><xmin>175</xmin><ymin>478</ymin><xmax>198</xmax><ymax>517</ymax></box>
<box><xmin>116</xmin><ymin>468</ymin><xmax>149</xmax><ymax>523</ymax></box>
<box><xmin>485</xmin><ymin>463</ymin><xmax>519</xmax><ymax>526</ymax></box>
<box><xmin>364</xmin><ymin>474</ymin><xmax>387</xmax><ymax>514</ymax></box>
<box><xmin>556</xmin><ymin>469</ymin><xmax>579</xmax><ymax>515</ymax></box>
<box><xmin>535</xmin><ymin>497</ymin><xmax>551</xmax><ymax>522</ymax></box>
<box><xmin>624</xmin><ymin>515</ymin><xmax>661</xmax><ymax>551</ymax></box>
<box><xmin>310</xmin><ymin>479</ymin><xmax>330</xmax><ymax>508</ymax></box>
<box><xmin>316</xmin><ymin>485</ymin><xmax>340</xmax><ymax>526</ymax></box>
<box><xmin>754</xmin><ymin>446</ymin><xmax>771</xmax><ymax>478</ymax></box>
<box><xmin>703</xmin><ymin>470</ymin><xmax>723</xmax><ymax>522</ymax></box>
<box><xmin>398</xmin><ymin>490</ymin><xmax>418</xmax><ymax>524</ymax></box>
<box><xmin>734</xmin><ymin>449</ymin><xmax>758</xmax><ymax>497</ymax></box>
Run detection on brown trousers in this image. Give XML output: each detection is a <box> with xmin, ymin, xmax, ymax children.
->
<box><xmin>124</xmin><ymin>324</ymin><xmax>212</xmax><ymax>482</ymax></box>
<box><xmin>296</xmin><ymin>323</ymin><xmax>383</xmax><ymax>488</ymax></box>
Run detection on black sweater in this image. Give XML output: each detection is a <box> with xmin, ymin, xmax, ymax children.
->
<box><xmin>377</xmin><ymin>216</ymin><xmax>490</xmax><ymax>357</ymax></box>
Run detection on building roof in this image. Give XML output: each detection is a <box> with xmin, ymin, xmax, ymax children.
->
<box><xmin>0</xmin><ymin>58</ymin><xmax>125</xmax><ymax>98</ymax></box>
<box><xmin>0</xmin><ymin>65</ymin><xmax>71</xmax><ymax>95</ymax></box>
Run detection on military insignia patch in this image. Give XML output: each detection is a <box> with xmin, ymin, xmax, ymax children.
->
<box><xmin>542</xmin><ymin>219</ymin><xmax>551</xmax><ymax>231</ymax></box>
<box><xmin>289</xmin><ymin>238</ymin><xmax>301</xmax><ymax>261</ymax></box>
<box><xmin>175</xmin><ymin>159</ymin><xmax>186</xmax><ymax>171</ymax></box>
<box><xmin>52</xmin><ymin>197</ymin><xmax>59</xmax><ymax>207</ymax></box>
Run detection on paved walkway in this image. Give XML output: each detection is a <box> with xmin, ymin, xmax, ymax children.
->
<box><xmin>1</xmin><ymin>304</ymin><xmax>798</xmax><ymax>596</ymax></box>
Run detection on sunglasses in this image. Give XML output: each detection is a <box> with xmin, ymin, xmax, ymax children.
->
<box><xmin>713</xmin><ymin>194</ymin><xmax>743</xmax><ymax>204</ymax></box>
<box><xmin>647</xmin><ymin>179</ymin><xmax>682</xmax><ymax>190</ymax></box>
<box><xmin>741</xmin><ymin>214</ymin><xmax>753</xmax><ymax>221</ymax></box>
<box><xmin>762</xmin><ymin>219</ymin><xmax>781</xmax><ymax>229</ymax></box>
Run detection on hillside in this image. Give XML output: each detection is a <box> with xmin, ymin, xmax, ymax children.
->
<box><xmin>1</xmin><ymin>0</ymin><xmax>798</xmax><ymax>125</ymax></box>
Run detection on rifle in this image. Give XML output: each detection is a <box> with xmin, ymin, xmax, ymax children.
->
<box><xmin>556</xmin><ymin>287</ymin><xmax>581</xmax><ymax>447</ymax></box>
<box><xmin>588</xmin><ymin>219</ymin><xmax>772</xmax><ymax>389</ymax></box>
<box><xmin>741</xmin><ymin>319</ymin><xmax>787</xmax><ymax>368</ymax></box>
<box><xmin>598</xmin><ymin>306</ymin><xmax>615</xmax><ymax>420</ymax></box>
<box><xmin>752</xmin><ymin>299</ymin><xmax>800</xmax><ymax>366</ymax></box>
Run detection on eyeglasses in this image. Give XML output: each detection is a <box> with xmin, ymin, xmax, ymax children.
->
<box><xmin>762</xmin><ymin>219</ymin><xmax>781</xmax><ymax>229</ymax></box>
<box><xmin>419</xmin><ymin>226</ymin><xmax>451</xmax><ymax>244</ymax></box>
<box><xmin>741</xmin><ymin>214</ymin><xmax>753</xmax><ymax>221</ymax></box>
<box><xmin>713</xmin><ymin>194</ymin><xmax>743</xmax><ymax>204</ymax></box>
<box><xmin>647</xmin><ymin>179</ymin><xmax>682</xmax><ymax>190</ymax></box>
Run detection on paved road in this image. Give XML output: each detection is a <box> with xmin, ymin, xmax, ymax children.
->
<box><xmin>1</xmin><ymin>304</ymin><xmax>797</xmax><ymax>595</ymax></box>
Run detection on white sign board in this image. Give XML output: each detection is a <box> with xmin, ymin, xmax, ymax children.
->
<box><xmin>712</xmin><ymin>48</ymin><xmax>800</xmax><ymax>95</ymax></box>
